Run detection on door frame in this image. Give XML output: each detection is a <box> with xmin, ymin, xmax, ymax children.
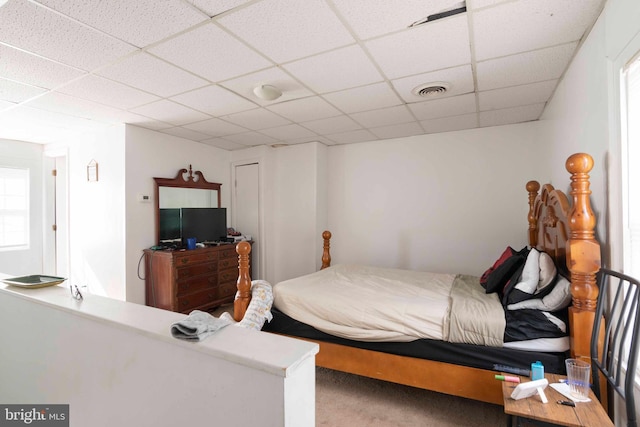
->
<box><xmin>231</xmin><ymin>158</ymin><xmax>265</xmax><ymax>281</ymax></box>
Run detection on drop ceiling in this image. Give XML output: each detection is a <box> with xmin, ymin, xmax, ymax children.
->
<box><xmin>0</xmin><ymin>0</ymin><xmax>606</xmax><ymax>150</ymax></box>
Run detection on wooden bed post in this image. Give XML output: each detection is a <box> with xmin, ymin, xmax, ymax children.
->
<box><xmin>526</xmin><ymin>180</ymin><xmax>541</xmax><ymax>247</ymax></box>
<box><xmin>234</xmin><ymin>241</ymin><xmax>252</xmax><ymax>322</ymax></box>
<box><xmin>565</xmin><ymin>153</ymin><xmax>601</xmax><ymax>360</ymax></box>
<box><xmin>321</xmin><ymin>230</ymin><xmax>332</xmax><ymax>269</ymax></box>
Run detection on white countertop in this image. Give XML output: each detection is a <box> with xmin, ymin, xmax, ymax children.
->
<box><xmin>0</xmin><ymin>279</ymin><xmax>318</xmax><ymax>378</ymax></box>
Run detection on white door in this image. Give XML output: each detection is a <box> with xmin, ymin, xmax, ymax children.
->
<box><xmin>43</xmin><ymin>155</ymin><xmax>68</xmax><ymax>277</ymax></box>
<box><xmin>234</xmin><ymin>163</ymin><xmax>260</xmax><ymax>279</ymax></box>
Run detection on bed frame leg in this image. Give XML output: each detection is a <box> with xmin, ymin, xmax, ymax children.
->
<box><xmin>234</xmin><ymin>241</ymin><xmax>252</xmax><ymax>322</ymax></box>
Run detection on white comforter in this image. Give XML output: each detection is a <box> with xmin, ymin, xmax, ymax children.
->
<box><xmin>273</xmin><ymin>264</ymin><xmax>505</xmax><ymax>343</ymax></box>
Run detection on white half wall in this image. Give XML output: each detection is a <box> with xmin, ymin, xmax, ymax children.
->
<box><xmin>0</xmin><ymin>282</ymin><xmax>318</xmax><ymax>427</ymax></box>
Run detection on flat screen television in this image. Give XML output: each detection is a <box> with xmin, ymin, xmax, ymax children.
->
<box><xmin>180</xmin><ymin>207</ymin><xmax>227</xmax><ymax>244</ymax></box>
<box><xmin>159</xmin><ymin>208</ymin><xmax>181</xmax><ymax>242</ymax></box>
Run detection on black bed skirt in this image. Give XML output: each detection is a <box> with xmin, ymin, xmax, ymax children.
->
<box><xmin>262</xmin><ymin>308</ymin><xmax>569</xmax><ymax>375</ymax></box>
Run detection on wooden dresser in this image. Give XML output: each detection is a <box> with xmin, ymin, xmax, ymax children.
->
<box><xmin>143</xmin><ymin>243</ymin><xmax>250</xmax><ymax>313</ymax></box>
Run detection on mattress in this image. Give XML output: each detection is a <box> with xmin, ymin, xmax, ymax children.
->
<box><xmin>262</xmin><ymin>307</ymin><xmax>569</xmax><ymax>375</ymax></box>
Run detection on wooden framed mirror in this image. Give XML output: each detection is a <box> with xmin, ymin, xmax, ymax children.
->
<box><xmin>154</xmin><ymin>165</ymin><xmax>222</xmax><ymax>245</ymax></box>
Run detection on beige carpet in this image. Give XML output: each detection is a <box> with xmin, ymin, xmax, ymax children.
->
<box><xmin>315</xmin><ymin>367</ymin><xmax>506</xmax><ymax>427</ymax></box>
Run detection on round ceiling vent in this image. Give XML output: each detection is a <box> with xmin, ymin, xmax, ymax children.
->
<box><xmin>412</xmin><ymin>82</ymin><xmax>450</xmax><ymax>98</ymax></box>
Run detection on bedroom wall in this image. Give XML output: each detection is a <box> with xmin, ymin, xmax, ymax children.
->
<box><xmin>124</xmin><ymin>125</ymin><xmax>231</xmax><ymax>304</ymax></box>
<box><xmin>0</xmin><ymin>139</ymin><xmax>43</xmax><ymax>275</ymax></box>
<box><xmin>325</xmin><ymin>121</ymin><xmax>548</xmax><ymax>277</ymax></box>
<box><xmin>44</xmin><ymin>125</ymin><xmax>127</xmax><ymax>299</ymax></box>
<box><xmin>540</xmin><ymin>0</ymin><xmax>640</xmax><ymax>269</ymax></box>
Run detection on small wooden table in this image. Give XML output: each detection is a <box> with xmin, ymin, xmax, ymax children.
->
<box><xmin>502</xmin><ymin>373</ymin><xmax>614</xmax><ymax>427</ymax></box>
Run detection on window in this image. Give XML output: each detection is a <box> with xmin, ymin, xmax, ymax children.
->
<box><xmin>0</xmin><ymin>167</ymin><xmax>29</xmax><ymax>249</ymax></box>
<box><xmin>623</xmin><ymin>53</ymin><xmax>640</xmax><ymax>277</ymax></box>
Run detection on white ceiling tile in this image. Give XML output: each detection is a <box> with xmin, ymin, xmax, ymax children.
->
<box><xmin>171</xmin><ymin>85</ymin><xmax>257</xmax><ymax>116</ymax></box>
<box><xmin>0</xmin><ymin>105</ymin><xmax>111</xmax><ymax>143</ymax></box>
<box><xmin>369</xmin><ymin>121</ymin><xmax>424</xmax><ymax>139</ymax></box>
<box><xmin>148</xmin><ymin>23</ymin><xmax>272</xmax><ymax>82</ymax></box>
<box><xmin>218</xmin><ymin>0</ymin><xmax>354</xmax><ymax>63</ymax></box>
<box><xmin>351</xmin><ymin>105</ymin><xmax>415</xmax><ymax>128</ymax></box>
<box><xmin>267</xmin><ymin>97</ymin><xmax>342</xmax><ymax>122</ymax></box>
<box><xmin>0</xmin><ymin>44</ymin><xmax>85</xmax><ymax>89</ymax></box>
<box><xmin>479</xmin><ymin>103</ymin><xmax>546</xmax><ymax>127</ymax></box>
<box><xmin>478</xmin><ymin>80</ymin><xmax>557</xmax><ymax>111</ymax></box>
<box><xmin>56</xmin><ymin>75</ymin><xmax>160</xmax><ymax>109</ymax></box>
<box><xmin>476</xmin><ymin>43</ymin><xmax>577</xmax><ymax>91</ymax></box>
<box><xmin>285</xmin><ymin>135</ymin><xmax>332</xmax><ymax>146</ymax></box>
<box><xmin>129</xmin><ymin>99</ymin><xmax>211</xmax><ymax>126</ymax></box>
<box><xmin>222</xmin><ymin>108</ymin><xmax>291</xmax><ymax>130</ymax></box>
<box><xmin>0</xmin><ymin>100</ymin><xmax>16</xmax><ymax>111</ymax></box>
<box><xmin>186</xmin><ymin>0</ymin><xmax>253</xmax><ymax>18</ymax></box>
<box><xmin>183</xmin><ymin>117</ymin><xmax>248</xmax><ymax>137</ymax></box>
<box><xmin>201</xmin><ymin>137</ymin><xmax>248</xmax><ymax>150</ymax></box>
<box><xmin>302</xmin><ymin>115</ymin><xmax>362</xmax><ymax>135</ymax></box>
<box><xmin>467</xmin><ymin>0</ymin><xmax>510</xmax><ymax>10</ymax></box>
<box><xmin>223</xmin><ymin>131</ymin><xmax>278</xmax><ymax>146</ymax></box>
<box><xmin>0</xmin><ymin>78</ymin><xmax>47</xmax><ymax>102</ymax></box>
<box><xmin>420</xmin><ymin>113</ymin><xmax>478</xmax><ymax>134</ymax></box>
<box><xmin>24</xmin><ymin>91</ymin><xmax>139</xmax><ymax>123</ymax></box>
<box><xmin>35</xmin><ymin>0</ymin><xmax>208</xmax><ymax>48</ymax></box>
<box><xmin>408</xmin><ymin>93</ymin><xmax>477</xmax><ymax>121</ymax></box>
<box><xmin>97</xmin><ymin>52</ymin><xmax>208</xmax><ymax>97</ymax></box>
<box><xmin>0</xmin><ymin>0</ymin><xmax>136</xmax><ymax>71</ymax></box>
<box><xmin>284</xmin><ymin>45</ymin><xmax>384</xmax><ymax>94</ymax></box>
<box><xmin>259</xmin><ymin>124</ymin><xmax>317</xmax><ymax>141</ymax></box>
<box><xmin>130</xmin><ymin>121</ymin><xmax>173</xmax><ymax>132</ymax></box>
<box><xmin>158</xmin><ymin>126</ymin><xmax>212</xmax><ymax>142</ymax></box>
<box><xmin>220</xmin><ymin>67</ymin><xmax>314</xmax><ymax>106</ymax></box>
<box><xmin>322</xmin><ymin>82</ymin><xmax>402</xmax><ymax>114</ymax></box>
<box><xmin>332</xmin><ymin>0</ymin><xmax>460</xmax><ymax>40</ymax></box>
<box><xmin>473</xmin><ymin>0</ymin><xmax>605</xmax><ymax>61</ymax></box>
<box><xmin>366</xmin><ymin>15</ymin><xmax>471</xmax><ymax>79</ymax></box>
<box><xmin>326</xmin><ymin>129</ymin><xmax>378</xmax><ymax>145</ymax></box>
<box><xmin>391</xmin><ymin>64</ymin><xmax>475</xmax><ymax>103</ymax></box>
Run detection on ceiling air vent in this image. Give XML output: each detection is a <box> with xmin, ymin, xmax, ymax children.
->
<box><xmin>412</xmin><ymin>82</ymin><xmax>450</xmax><ymax>98</ymax></box>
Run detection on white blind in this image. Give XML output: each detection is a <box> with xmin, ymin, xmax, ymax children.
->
<box><xmin>0</xmin><ymin>167</ymin><xmax>29</xmax><ymax>249</ymax></box>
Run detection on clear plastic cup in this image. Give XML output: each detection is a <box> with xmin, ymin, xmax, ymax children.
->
<box><xmin>565</xmin><ymin>358</ymin><xmax>591</xmax><ymax>399</ymax></box>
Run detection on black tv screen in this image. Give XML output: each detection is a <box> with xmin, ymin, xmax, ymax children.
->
<box><xmin>180</xmin><ymin>207</ymin><xmax>227</xmax><ymax>244</ymax></box>
<box><xmin>159</xmin><ymin>208</ymin><xmax>181</xmax><ymax>241</ymax></box>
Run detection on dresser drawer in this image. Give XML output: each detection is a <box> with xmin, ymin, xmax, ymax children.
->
<box><xmin>218</xmin><ymin>282</ymin><xmax>237</xmax><ymax>300</ymax></box>
<box><xmin>177</xmin><ymin>288</ymin><xmax>217</xmax><ymax>312</ymax></box>
<box><xmin>176</xmin><ymin>274</ymin><xmax>217</xmax><ymax>297</ymax></box>
<box><xmin>218</xmin><ymin>245</ymin><xmax>238</xmax><ymax>258</ymax></box>
<box><xmin>218</xmin><ymin>268</ymin><xmax>238</xmax><ymax>285</ymax></box>
<box><xmin>175</xmin><ymin>262</ymin><xmax>217</xmax><ymax>280</ymax></box>
<box><xmin>174</xmin><ymin>250</ymin><xmax>218</xmax><ymax>267</ymax></box>
<box><xmin>218</xmin><ymin>256</ymin><xmax>237</xmax><ymax>270</ymax></box>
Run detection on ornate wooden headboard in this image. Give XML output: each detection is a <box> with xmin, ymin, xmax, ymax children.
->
<box><xmin>526</xmin><ymin>152</ymin><xmax>601</xmax><ymax>360</ymax></box>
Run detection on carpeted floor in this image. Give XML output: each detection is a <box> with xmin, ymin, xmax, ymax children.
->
<box><xmin>315</xmin><ymin>367</ymin><xmax>507</xmax><ymax>427</ymax></box>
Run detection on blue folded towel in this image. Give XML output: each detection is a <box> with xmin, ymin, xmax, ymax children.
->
<box><xmin>171</xmin><ymin>310</ymin><xmax>232</xmax><ymax>341</ymax></box>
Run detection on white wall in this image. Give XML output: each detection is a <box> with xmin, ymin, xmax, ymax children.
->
<box><xmin>124</xmin><ymin>125</ymin><xmax>231</xmax><ymax>303</ymax></box>
<box><xmin>326</xmin><ymin>122</ymin><xmax>548</xmax><ymax>276</ymax></box>
<box><xmin>0</xmin><ymin>139</ymin><xmax>43</xmax><ymax>275</ymax></box>
<box><xmin>46</xmin><ymin>125</ymin><xmax>127</xmax><ymax>299</ymax></box>
<box><xmin>540</xmin><ymin>0</ymin><xmax>640</xmax><ymax>269</ymax></box>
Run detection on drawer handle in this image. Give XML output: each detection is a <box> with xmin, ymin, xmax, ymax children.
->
<box><xmin>181</xmin><ymin>299</ymin><xmax>189</xmax><ymax>307</ymax></box>
<box><xmin>181</xmin><ymin>258</ymin><xmax>189</xmax><ymax>264</ymax></box>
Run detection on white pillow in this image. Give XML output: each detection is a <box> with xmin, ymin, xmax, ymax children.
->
<box><xmin>514</xmin><ymin>249</ymin><xmax>557</xmax><ymax>295</ymax></box>
<box><xmin>507</xmin><ymin>276</ymin><xmax>571</xmax><ymax>311</ymax></box>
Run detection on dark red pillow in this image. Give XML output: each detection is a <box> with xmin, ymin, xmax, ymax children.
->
<box><xmin>480</xmin><ymin>247</ymin><xmax>515</xmax><ymax>288</ymax></box>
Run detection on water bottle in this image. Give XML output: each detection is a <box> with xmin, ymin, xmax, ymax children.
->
<box><xmin>531</xmin><ymin>361</ymin><xmax>544</xmax><ymax>381</ymax></box>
